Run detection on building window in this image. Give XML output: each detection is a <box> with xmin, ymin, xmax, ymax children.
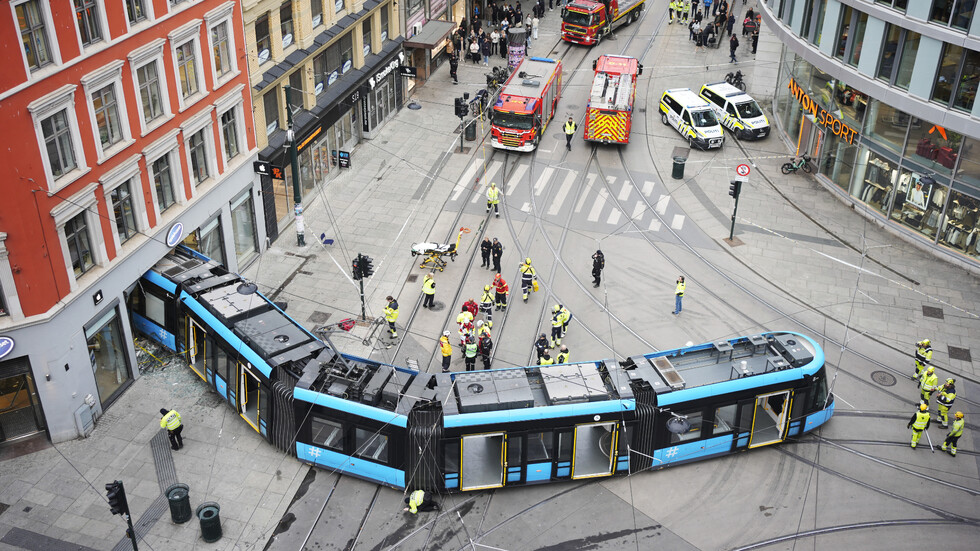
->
<box><xmin>312</xmin><ymin>0</ymin><xmax>324</xmax><ymax>27</ymax></box>
<box><xmin>846</xmin><ymin>12</ymin><xmax>868</xmax><ymax>67</ymax></box>
<box><xmin>288</xmin><ymin>70</ymin><xmax>304</xmax><ymax>102</ymax></box>
<box><xmin>176</xmin><ymin>41</ymin><xmax>199</xmax><ymax>99</ymax></box>
<box><xmin>42</xmin><ymin>110</ymin><xmax>78</xmax><ymax>179</ymax></box>
<box><xmin>264</xmin><ymin>89</ymin><xmax>279</xmax><ymax>133</ymax></box>
<box><xmin>362</xmin><ymin>19</ymin><xmax>372</xmax><ymax>57</ymax></box>
<box><xmin>876</xmin><ymin>24</ymin><xmax>901</xmax><ymax>82</ymax></box>
<box><xmin>188</xmin><ymin>129</ymin><xmax>209</xmax><ymax>184</ymax></box>
<box><xmin>314</xmin><ymin>51</ymin><xmax>328</xmax><ymax>94</ymax></box>
<box><xmin>953</xmin><ymin>49</ymin><xmax>980</xmax><ymax>112</ymax></box>
<box><xmin>91</xmin><ymin>85</ymin><xmax>123</xmax><ymax>148</ymax></box>
<box><xmin>231</xmin><ymin>191</ymin><xmax>258</xmax><ymax>265</ymax></box>
<box><xmin>183</xmin><ymin>216</ymin><xmax>225</xmax><ymax>265</ymax></box>
<box><xmin>905</xmin><ymin>116</ymin><xmax>962</xmax><ymax>176</ymax></box>
<box><xmin>16</xmin><ymin>0</ymin><xmax>51</xmax><ymax>71</ymax></box>
<box><xmin>932</xmin><ymin>43</ymin><xmax>965</xmax><ymax>105</ymax></box>
<box><xmin>895</xmin><ymin>31</ymin><xmax>921</xmax><ymax>90</ymax></box>
<box><xmin>834</xmin><ymin>6</ymin><xmax>852</xmax><ymax>61</ymax></box>
<box><xmin>220</xmin><ymin>109</ymin><xmax>240</xmax><ymax>161</ymax></box>
<box><xmin>137</xmin><ymin>62</ymin><xmax>164</xmax><ymax>123</ymax></box>
<box><xmin>255</xmin><ymin>13</ymin><xmax>271</xmax><ymax>62</ymax></box>
<box><xmin>74</xmin><ymin>0</ymin><xmax>103</xmax><ymax>46</ymax></box>
<box><xmin>336</xmin><ymin>0</ymin><xmax>346</xmax><ymax>14</ymax></box>
<box><xmin>110</xmin><ymin>181</ymin><xmax>138</xmax><ymax>243</ymax></box>
<box><xmin>211</xmin><ymin>22</ymin><xmax>231</xmax><ymax>78</ymax></box>
<box><xmin>281</xmin><ymin>2</ymin><xmax>294</xmax><ymax>47</ymax></box>
<box><xmin>153</xmin><ymin>155</ymin><xmax>176</xmax><ymax>211</ymax></box>
<box><xmin>339</xmin><ymin>33</ymin><xmax>353</xmax><ymax>74</ymax></box>
<box><xmin>65</xmin><ymin>213</ymin><xmax>94</xmax><ymax>277</ymax></box>
<box><xmin>874</xmin><ymin>0</ymin><xmax>907</xmax><ymax>12</ymax></box>
<box><xmin>407</xmin><ymin>0</ymin><xmax>422</xmax><ymax>17</ymax></box>
<box><xmin>125</xmin><ymin>0</ymin><xmax>147</xmax><ymax>24</ymax></box>
<box><xmin>380</xmin><ymin>6</ymin><xmax>389</xmax><ymax>43</ymax></box>
<box><xmin>931</xmin><ymin>0</ymin><xmax>975</xmax><ymax>30</ymax></box>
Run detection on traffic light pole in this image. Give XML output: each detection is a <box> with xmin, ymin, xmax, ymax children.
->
<box><xmin>729</xmin><ymin>194</ymin><xmax>740</xmax><ymax>241</ymax></box>
<box><xmin>124</xmin><ymin>513</ymin><xmax>138</xmax><ymax>551</ymax></box>
<box><xmin>359</xmin><ymin>278</ymin><xmax>367</xmax><ymax>321</ymax></box>
<box><xmin>728</xmin><ymin>180</ymin><xmax>743</xmax><ymax>241</ymax></box>
<box><xmin>285</xmin><ymin>86</ymin><xmax>305</xmax><ymax>247</ymax></box>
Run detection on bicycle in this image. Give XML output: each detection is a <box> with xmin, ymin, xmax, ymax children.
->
<box><xmin>725</xmin><ymin>70</ymin><xmax>746</xmax><ymax>91</ymax></box>
<box><xmin>781</xmin><ymin>154</ymin><xmax>813</xmax><ymax>174</ymax></box>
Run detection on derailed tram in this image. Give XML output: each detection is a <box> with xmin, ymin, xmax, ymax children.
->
<box><xmin>132</xmin><ymin>247</ymin><xmax>834</xmax><ymax>493</ymax></box>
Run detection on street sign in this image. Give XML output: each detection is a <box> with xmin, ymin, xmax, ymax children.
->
<box><xmin>270</xmin><ymin>166</ymin><xmax>285</xmax><ymax>181</ymax></box>
<box><xmin>736</xmin><ymin>163</ymin><xmax>751</xmax><ymax>177</ymax></box>
<box><xmin>338</xmin><ymin>150</ymin><xmax>351</xmax><ymax>168</ymax></box>
<box><xmin>255</xmin><ymin>161</ymin><xmax>286</xmax><ymax>180</ymax></box>
<box><xmin>398</xmin><ymin>66</ymin><xmax>417</xmax><ymax>77</ymax></box>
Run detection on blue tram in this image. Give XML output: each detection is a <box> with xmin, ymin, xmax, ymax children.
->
<box><xmin>133</xmin><ymin>247</ymin><xmax>834</xmax><ymax>492</ymax></box>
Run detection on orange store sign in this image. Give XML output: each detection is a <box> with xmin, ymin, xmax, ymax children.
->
<box><xmin>787</xmin><ymin>78</ymin><xmax>859</xmax><ymax>144</ymax></box>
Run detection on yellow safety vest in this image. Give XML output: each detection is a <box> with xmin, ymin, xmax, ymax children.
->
<box><xmin>465</xmin><ymin>342</ymin><xmax>478</xmax><ymax>358</ymax></box>
<box><xmin>384</xmin><ymin>304</ymin><xmax>399</xmax><ymax>322</ymax></box>
<box><xmin>539</xmin><ymin>357</ymin><xmax>554</xmax><ymax>365</ymax></box>
<box><xmin>422</xmin><ymin>278</ymin><xmax>435</xmax><ymax>295</ymax></box>
<box><xmin>440</xmin><ymin>339</ymin><xmax>452</xmax><ymax>357</ymax></box>
<box><xmin>915</xmin><ymin>344</ymin><xmax>933</xmax><ymax>363</ymax></box>
<box><xmin>487</xmin><ymin>186</ymin><xmax>500</xmax><ymax>204</ymax></box>
<box><xmin>520</xmin><ymin>263</ymin><xmax>535</xmax><ymax>277</ymax></box>
<box><xmin>912</xmin><ymin>411</ymin><xmax>930</xmax><ymax>430</ymax></box>
<box><xmin>949</xmin><ymin>418</ymin><xmax>964</xmax><ymax>437</ymax></box>
<box><xmin>675</xmin><ymin>282</ymin><xmax>686</xmax><ymax>296</ymax></box>
<box><xmin>920</xmin><ymin>373</ymin><xmax>939</xmax><ymax>393</ymax></box>
<box><xmin>160</xmin><ymin>410</ymin><xmax>182</xmax><ymax>430</ymax></box>
<box><xmin>481</xmin><ymin>291</ymin><xmax>494</xmax><ymax>304</ymax></box>
<box><xmin>564</xmin><ymin>121</ymin><xmax>576</xmax><ymax>134</ymax></box>
<box><xmin>937</xmin><ymin>390</ymin><xmax>956</xmax><ymax>407</ymax></box>
<box><xmin>556</xmin><ymin>352</ymin><xmax>569</xmax><ymax>364</ymax></box>
<box><xmin>559</xmin><ymin>307</ymin><xmax>570</xmax><ymax>325</ymax></box>
<box><xmin>552</xmin><ymin>314</ymin><xmax>562</xmax><ymax>328</ymax></box>
<box><xmin>408</xmin><ymin>490</ymin><xmax>425</xmax><ymax>513</ymax></box>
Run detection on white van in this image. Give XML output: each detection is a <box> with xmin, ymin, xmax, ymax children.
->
<box><xmin>699</xmin><ymin>82</ymin><xmax>770</xmax><ymax>140</ymax></box>
<box><xmin>659</xmin><ymin>88</ymin><xmax>724</xmax><ymax>150</ymax></box>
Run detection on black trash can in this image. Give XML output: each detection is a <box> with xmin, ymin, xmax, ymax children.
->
<box><xmin>196</xmin><ymin>501</ymin><xmax>222</xmax><ymax>543</ymax></box>
<box><xmin>166</xmin><ymin>483</ymin><xmax>191</xmax><ymax>524</ymax></box>
<box><xmin>464</xmin><ymin>120</ymin><xmax>477</xmax><ymax>141</ymax></box>
<box><xmin>671</xmin><ymin>156</ymin><xmax>687</xmax><ymax>180</ymax></box>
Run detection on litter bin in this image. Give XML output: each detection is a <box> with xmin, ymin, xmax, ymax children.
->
<box><xmin>671</xmin><ymin>156</ymin><xmax>687</xmax><ymax>180</ymax></box>
<box><xmin>196</xmin><ymin>501</ymin><xmax>222</xmax><ymax>543</ymax></box>
<box><xmin>464</xmin><ymin>120</ymin><xmax>477</xmax><ymax>141</ymax></box>
<box><xmin>166</xmin><ymin>483</ymin><xmax>191</xmax><ymax>524</ymax></box>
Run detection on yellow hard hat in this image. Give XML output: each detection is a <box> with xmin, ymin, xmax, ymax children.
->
<box><xmin>922</xmin><ymin>339</ymin><xmax>931</xmax><ymax>345</ymax></box>
<box><xmin>490</xmin><ymin>182</ymin><xmax>497</xmax><ymax>187</ymax></box>
<box><xmin>920</xmin><ymin>403</ymin><xmax>928</xmax><ymax>411</ymax></box>
<box><xmin>955</xmin><ymin>411</ymin><xmax>964</xmax><ymax>419</ymax></box>
<box><xmin>553</xmin><ymin>305</ymin><xmax>560</xmax><ymax>312</ymax></box>
<box><xmin>485</xmin><ymin>285</ymin><xmax>491</xmax><ymax>291</ymax></box>
<box><xmin>946</xmin><ymin>378</ymin><xmax>955</xmax><ymax>385</ymax></box>
<box><xmin>525</xmin><ymin>257</ymin><xmax>531</xmax><ymax>264</ymax></box>
<box><xmin>926</xmin><ymin>366</ymin><xmax>935</xmax><ymax>373</ymax></box>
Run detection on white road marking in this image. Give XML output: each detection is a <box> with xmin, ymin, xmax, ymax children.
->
<box><xmin>547</xmin><ymin>172</ymin><xmax>577</xmax><ymax>216</ymax></box>
<box><xmin>506</xmin><ymin>164</ymin><xmax>529</xmax><ymax>196</ymax></box>
<box><xmin>656</xmin><ymin>195</ymin><xmax>670</xmax><ymax>215</ymax></box>
<box><xmin>452</xmin><ymin>163</ymin><xmax>480</xmax><ymax>201</ymax></box>
<box><xmin>671</xmin><ymin>214</ymin><xmax>685</xmax><ymax>230</ymax></box>
<box><xmin>575</xmin><ymin>173</ymin><xmax>596</xmax><ymax>213</ymax></box>
<box><xmin>630</xmin><ymin>202</ymin><xmax>645</xmax><ymax>220</ymax></box>
<box><xmin>618</xmin><ymin>181</ymin><xmax>631</xmax><ymax>201</ymax></box>
<box><xmin>534</xmin><ymin>167</ymin><xmax>555</xmax><ymax>196</ymax></box>
<box><xmin>521</xmin><ymin>202</ymin><xmax>531</xmax><ymax>213</ymax></box>
<box><xmin>470</xmin><ymin>160</ymin><xmax>503</xmax><ymax>203</ymax></box>
<box><xmin>642</xmin><ymin>180</ymin><xmax>655</xmax><ymax>196</ymax></box>
<box><xmin>587</xmin><ymin>188</ymin><xmax>608</xmax><ymax>222</ymax></box>
<box><xmin>648</xmin><ymin>218</ymin><xmax>662</xmax><ymax>232</ymax></box>
<box><xmin>607</xmin><ymin>209</ymin><xmax>621</xmax><ymax>225</ymax></box>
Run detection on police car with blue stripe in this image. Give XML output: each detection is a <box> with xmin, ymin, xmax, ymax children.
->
<box><xmin>699</xmin><ymin>82</ymin><xmax>770</xmax><ymax>140</ymax></box>
<box><xmin>659</xmin><ymin>88</ymin><xmax>725</xmax><ymax>150</ymax></box>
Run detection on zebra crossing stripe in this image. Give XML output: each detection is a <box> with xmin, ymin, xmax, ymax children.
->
<box><xmin>587</xmin><ymin>188</ymin><xmax>608</xmax><ymax>222</ymax></box>
<box><xmin>656</xmin><ymin>195</ymin><xmax>670</xmax><ymax>215</ymax></box>
<box><xmin>642</xmin><ymin>181</ymin><xmax>655</xmax><ymax>196</ymax></box>
<box><xmin>631</xmin><ymin>202</ymin><xmax>645</xmax><ymax>219</ymax></box>
<box><xmin>534</xmin><ymin>167</ymin><xmax>555</xmax><ymax>196</ymax></box>
<box><xmin>648</xmin><ymin>218</ymin><xmax>662</xmax><ymax>232</ymax></box>
<box><xmin>671</xmin><ymin>214</ymin><xmax>685</xmax><ymax>230</ymax></box>
<box><xmin>470</xmin><ymin>160</ymin><xmax>503</xmax><ymax>203</ymax></box>
<box><xmin>618</xmin><ymin>180</ymin><xmax>631</xmax><ymax>201</ymax></box>
<box><xmin>547</xmin><ymin>172</ymin><xmax>576</xmax><ymax>216</ymax></box>
<box><xmin>607</xmin><ymin>209</ymin><xmax>622</xmax><ymax>225</ymax></box>
<box><xmin>506</xmin><ymin>165</ymin><xmax>529</xmax><ymax>196</ymax></box>
<box><xmin>452</xmin><ymin>163</ymin><xmax>480</xmax><ymax>201</ymax></box>
<box><xmin>575</xmin><ymin>173</ymin><xmax>597</xmax><ymax>213</ymax></box>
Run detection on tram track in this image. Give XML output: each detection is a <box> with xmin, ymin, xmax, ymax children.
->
<box><xmin>731</xmin><ymin>519</ymin><xmax>971</xmax><ymax>551</ymax></box>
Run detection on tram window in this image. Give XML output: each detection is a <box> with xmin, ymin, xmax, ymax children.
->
<box><xmin>311</xmin><ymin>417</ymin><xmax>344</xmax><ymax>452</ymax></box>
<box><xmin>669</xmin><ymin>411</ymin><xmax>703</xmax><ymax>443</ymax></box>
<box><xmin>714</xmin><ymin>404</ymin><xmax>737</xmax><ymax>435</ymax></box>
<box><xmin>617</xmin><ymin>425</ymin><xmax>628</xmax><ymax>456</ymax></box>
<box><xmin>736</xmin><ymin>399</ymin><xmax>754</xmax><ymax>432</ymax></box>
<box><xmin>809</xmin><ymin>370</ymin><xmax>828</xmax><ymax>412</ymax></box>
<box><xmin>209</xmin><ymin>338</ymin><xmax>230</xmax><ymax>382</ymax></box>
<box><xmin>144</xmin><ymin>291</ymin><xmax>167</xmax><ymax>326</ymax></box>
<box><xmin>354</xmin><ymin>427</ymin><xmax>388</xmax><ymax>463</ymax></box>
<box><xmin>526</xmin><ymin>432</ymin><xmax>553</xmax><ymax>462</ymax></box>
<box><xmin>507</xmin><ymin>436</ymin><xmax>523</xmax><ymax>466</ymax></box>
<box><xmin>791</xmin><ymin>391</ymin><xmax>808</xmax><ymax>422</ymax></box>
<box><xmin>557</xmin><ymin>431</ymin><xmax>573</xmax><ymax>461</ymax></box>
<box><xmin>444</xmin><ymin>440</ymin><xmax>459</xmax><ymax>473</ymax></box>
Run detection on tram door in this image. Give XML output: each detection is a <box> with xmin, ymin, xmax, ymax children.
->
<box><xmin>571</xmin><ymin>422</ymin><xmax>617</xmax><ymax>479</ymax></box>
<box><xmin>186</xmin><ymin>318</ymin><xmax>207</xmax><ymax>381</ymax></box>
<box><xmin>748</xmin><ymin>390</ymin><xmax>791</xmax><ymax>448</ymax></box>
<box><xmin>239</xmin><ymin>363</ymin><xmax>260</xmax><ymax>432</ymax></box>
<box><xmin>460</xmin><ymin>432</ymin><xmax>506</xmax><ymax>491</ymax></box>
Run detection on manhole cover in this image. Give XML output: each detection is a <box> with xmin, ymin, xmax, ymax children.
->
<box><xmin>429</xmin><ymin>301</ymin><xmax>445</xmax><ymax>311</ymax></box>
<box><xmin>922</xmin><ymin>305</ymin><xmax>944</xmax><ymax>319</ymax></box>
<box><xmin>948</xmin><ymin>346</ymin><xmax>972</xmax><ymax>362</ymax></box>
<box><xmin>406</xmin><ymin>274</ymin><xmax>419</xmax><ymax>283</ymax></box>
<box><xmin>308</xmin><ymin>311</ymin><xmax>331</xmax><ymax>324</ymax></box>
<box><xmin>871</xmin><ymin>371</ymin><xmax>897</xmax><ymax>387</ymax></box>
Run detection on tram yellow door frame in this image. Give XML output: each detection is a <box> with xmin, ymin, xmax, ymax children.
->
<box><xmin>185</xmin><ymin>318</ymin><xmax>207</xmax><ymax>381</ymax></box>
<box><xmin>460</xmin><ymin>432</ymin><xmax>507</xmax><ymax>491</ymax></box>
<box><xmin>239</xmin><ymin>363</ymin><xmax>260</xmax><ymax>432</ymax></box>
<box><xmin>571</xmin><ymin>422</ymin><xmax>618</xmax><ymax>480</ymax></box>
<box><xmin>748</xmin><ymin>390</ymin><xmax>792</xmax><ymax>449</ymax></box>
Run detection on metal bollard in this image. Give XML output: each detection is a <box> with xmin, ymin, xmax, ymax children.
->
<box><xmin>165</xmin><ymin>483</ymin><xmax>191</xmax><ymax>524</ymax></box>
<box><xmin>196</xmin><ymin>501</ymin><xmax>222</xmax><ymax>543</ymax></box>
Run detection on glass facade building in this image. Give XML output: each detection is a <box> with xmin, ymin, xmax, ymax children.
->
<box><xmin>763</xmin><ymin>0</ymin><xmax>980</xmax><ymax>269</ymax></box>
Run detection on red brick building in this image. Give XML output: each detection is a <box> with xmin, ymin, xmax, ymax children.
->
<box><xmin>0</xmin><ymin>0</ymin><xmax>265</xmax><ymax>444</ymax></box>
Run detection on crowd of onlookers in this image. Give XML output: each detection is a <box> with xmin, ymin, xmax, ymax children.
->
<box><xmin>446</xmin><ymin>1</ymin><xmax>553</xmax><ymax>67</ymax></box>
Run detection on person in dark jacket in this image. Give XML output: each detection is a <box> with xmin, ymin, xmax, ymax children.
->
<box><xmin>491</xmin><ymin>238</ymin><xmax>503</xmax><ymax>273</ymax></box>
<box><xmin>480</xmin><ymin>237</ymin><xmax>492</xmax><ymax>268</ymax></box>
<box><xmin>729</xmin><ymin>33</ymin><xmax>739</xmax><ymax>63</ymax></box>
<box><xmin>478</xmin><ymin>334</ymin><xmax>493</xmax><ymax>369</ymax></box>
<box><xmin>726</xmin><ymin>12</ymin><xmax>735</xmax><ymax>36</ymax></box>
<box><xmin>534</xmin><ymin>333</ymin><xmax>549</xmax><ymax>360</ymax></box>
<box><xmin>481</xmin><ymin>37</ymin><xmax>491</xmax><ymax>65</ymax></box>
<box><xmin>751</xmin><ymin>27</ymin><xmax>759</xmax><ymax>54</ymax></box>
<box><xmin>591</xmin><ymin>250</ymin><xmax>604</xmax><ymax>287</ymax></box>
<box><xmin>449</xmin><ymin>53</ymin><xmax>459</xmax><ymax>84</ymax></box>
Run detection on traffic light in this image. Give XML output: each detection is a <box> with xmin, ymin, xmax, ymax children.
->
<box><xmin>352</xmin><ymin>257</ymin><xmax>362</xmax><ymax>280</ymax></box>
<box><xmin>105</xmin><ymin>481</ymin><xmax>129</xmax><ymax>517</ymax></box>
<box><xmin>729</xmin><ymin>180</ymin><xmax>742</xmax><ymax>199</ymax></box>
<box><xmin>454</xmin><ymin>97</ymin><xmax>466</xmax><ymax>118</ymax></box>
<box><xmin>359</xmin><ymin>254</ymin><xmax>375</xmax><ymax>278</ymax></box>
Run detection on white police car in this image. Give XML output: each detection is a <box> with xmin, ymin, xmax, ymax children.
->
<box><xmin>698</xmin><ymin>82</ymin><xmax>770</xmax><ymax>140</ymax></box>
<box><xmin>659</xmin><ymin>88</ymin><xmax>725</xmax><ymax>150</ymax></box>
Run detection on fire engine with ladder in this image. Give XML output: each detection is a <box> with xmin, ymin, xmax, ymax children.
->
<box><xmin>583</xmin><ymin>55</ymin><xmax>642</xmax><ymax>144</ymax></box>
<box><xmin>491</xmin><ymin>57</ymin><xmax>563</xmax><ymax>152</ymax></box>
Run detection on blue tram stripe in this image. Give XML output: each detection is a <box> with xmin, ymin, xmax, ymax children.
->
<box><xmin>144</xmin><ymin>270</ymin><xmax>178</xmax><ymax>294</ymax></box>
<box><xmin>181</xmin><ymin>295</ymin><xmax>272</xmax><ymax>378</ymax></box>
<box><xmin>297</xmin><ymin>443</ymin><xmax>405</xmax><ymax>488</ymax></box>
<box><xmin>443</xmin><ymin>400</ymin><xmax>634</xmax><ymax>428</ymax></box>
<box><xmin>294</xmin><ymin>387</ymin><xmax>409</xmax><ymax>428</ymax></box>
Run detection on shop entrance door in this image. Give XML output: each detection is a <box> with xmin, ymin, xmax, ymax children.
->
<box><xmin>0</xmin><ymin>373</ymin><xmax>46</xmax><ymax>443</ymax></box>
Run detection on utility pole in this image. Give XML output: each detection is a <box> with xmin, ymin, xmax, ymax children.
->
<box><xmin>728</xmin><ymin>180</ymin><xmax>742</xmax><ymax>241</ymax></box>
<box><xmin>284</xmin><ymin>85</ymin><xmax>305</xmax><ymax>246</ymax></box>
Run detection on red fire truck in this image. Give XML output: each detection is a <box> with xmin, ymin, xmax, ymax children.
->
<box><xmin>583</xmin><ymin>55</ymin><xmax>642</xmax><ymax>144</ymax></box>
<box><xmin>491</xmin><ymin>57</ymin><xmax>563</xmax><ymax>153</ymax></box>
<box><xmin>561</xmin><ymin>0</ymin><xmax>645</xmax><ymax>46</ymax></box>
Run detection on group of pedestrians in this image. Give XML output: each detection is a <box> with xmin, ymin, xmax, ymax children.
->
<box><xmin>686</xmin><ymin>1</ymin><xmax>759</xmax><ymax>60</ymax></box>
<box><xmin>907</xmin><ymin>338</ymin><xmax>966</xmax><ymax>456</ymax></box>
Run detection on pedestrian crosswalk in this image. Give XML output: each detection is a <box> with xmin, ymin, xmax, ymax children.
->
<box><xmin>447</xmin><ymin>161</ymin><xmax>695</xmax><ymax>236</ymax></box>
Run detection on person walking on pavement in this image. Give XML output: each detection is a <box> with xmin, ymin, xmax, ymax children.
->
<box><xmin>535</xmin><ymin>333</ymin><xmax>549</xmax><ymax>361</ymax></box>
<box><xmin>682</xmin><ymin>0</ymin><xmax>691</xmax><ymax>23</ymax></box>
<box><xmin>532</xmin><ymin>15</ymin><xmax>539</xmax><ymax>39</ymax></box>
<box><xmin>942</xmin><ymin>412</ymin><xmax>965</xmax><ymax>456</ymax></box>
<box><xmin>519</xmin><ymin>257</ymin><xmax>537</xmax><ymax>302</ymax></box>
<box><xmin>404</xmin><ymin>489</ymin><xmax>441</xmax><ymax>513</ymax></box>
<box><xmin>481</xmin><ymin>37</ymin><xmax>492</xmax><ymax>65</ymax></box>
<box><xmin>563</xmin><ymin>116</ymin><xmax>577</xmax><ymax>151</ymax></box>
<box><xmin>449</xmin><ymin>52</ymin><xmax>459</xmax><ymax>84</ymax></box>
<box><xmin>464</xmin><ymin>336</ymin><xmax>479</xmax><ymax>371</ymax></box>
<box><xmin>936</xmin><ymin>378</ymin><xmax>956</xmax><ymax>428</ymax></box>
<box><xmin>672</xmin><ymin>276</ymin><xmax>686</xmax><ymax>315</ymax></box>
<box><xmin>913</xmin><ymin>338</ymin><xmax>933</xmax><ymax>380</ymax></box>
<box><xmin>480</xmin><ymin>284</ymin><xmax>495</xmax><ymax>327</ymax></box>
<box><xmin>726</xmin><ymin>11</ymin><xmax>735</xmax><ymax>36</ymax></box>
<box><xmin>751</xmin><ymin>27</ymin><xmax>759</xmax><ymax>54</ymax></box>
<box><xmin>556</xmin><ymin>345</ymin><xmax>570</xmax><ymax>364</ymax></box>
<box><xmin>478</xmin><ymin>332</ymin><xmax>493</xmax><ymax>370</ymax></box>
<box><xmin>729</xmin><ymin>33</ymin><xmax>739</xmax><ymax>63</ymax></box>
<box><xmin>493</xmin><ymin>273</ymin><xmax>509</xmax><ymax>310</ymax></box>
<box><xmin>440</xmin><ymin>332</ymin><xmax>453</xmax><ymax>372</ymax></box>
<box><xmin>538</xmin><ymin>350</ymin><xmax>554</xmax><ymax>366</ymax></box>
<box><xmin>919</xmin><ymin>366</ymin><xmax>940</xmax><ymax>405</ymax></box>
<box><xmin>668</xmin><ymin>0</ymin><xmax>678</xmax><ymax>23</ymax></box>
<box><xmin>481</xmin><ymin>237</ymin><xmax>492</xmax><ymax>268</ymax></box>
<box><xmin>491</xmin><ymin>238</ymin><xmax>504</xmax><ymax>273</ymax></box>
<box><xmin>550</xmin><ymin>306</ymin><xmax>564</xmax><ymax>348</ymax></box>
<box><xmin>591</xmin><ymin>249</ymin><xmax>604</xmax><ymax>287</ymax></box>
<box><xmin>160</xmin><ymin>408</ymin><xmax>184</xmax><ymax>450</ymax></box>
<box><xmin>487</xmin><ymin>182</ymin><xmax>501</xmax><ymax>217</ymax></box>
<box><xmin>384</xmin><ymin>296</ymin><xmax>399</xmax><ymax>338</ymax></box>
<box><xmin>907</xmin><ymin>402</ymin><xmax>931</xmax><ymax>449</ymax></box>
<box><xmin>422</xmin><ymin>273</ymin><xmax>436</xmax><ymax>308</ymax></box>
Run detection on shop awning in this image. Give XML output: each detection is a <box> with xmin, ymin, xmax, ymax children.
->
<box><xmin>403</xmin><ymin>20</ymin><xmax>455</xmax><ymax>49</ymax></box>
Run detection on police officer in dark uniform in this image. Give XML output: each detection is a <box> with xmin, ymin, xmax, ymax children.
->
<box><xmin>480</xmin><ymin>237</ymin><xmax>492</xmax><ymax>268</ymax></box>
<box><xmin>491</xmin><ymin>238</ymin><xmax>504</xmax><ymax>273</ymax></box>
<box><xmin>591</xmin><ymin>249</ymin><xmax>604</xmax><ymax>287</ymax></box>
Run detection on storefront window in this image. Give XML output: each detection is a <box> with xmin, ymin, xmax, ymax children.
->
<box><xmin>819</xmin><ymin>131</ymin><xmax>858</xmax><ymax>191</ymax></box>
<box><xmin>933</xmin><ymin>44</ymin><xmax>964</xmax><ymax>105</ymax></box>
<box><xmin>953</xmin><ymin>49</ymin><xmax>979</xmax><ymax>113</ymax></box>
<box><xmin>854</xmin><ymin>147</ymin><xmax>900</xmax><ymax>216</ymax></box>
<box><xmin>182</xmin><ymin>216</ymin><xmax>225</xmax><ymax>265</ymax></box>
<box><xmin>895</xmin><ymin>31</ymin><xmax>920</xmax><ymax>90</ymax></box>
<box><xmin>938</xmin><ymin>190</ymin><xmax>980</xmax><ymax>255</ymax></box>
<box><xmin>876</xmin><ymin>24</ymin><xmax>901</xmax><ymax>82</ymax></box>
<box><xmin>231</xmin><ymin>191</ymin><xmax>258</xmax><ymax>266</ymax></box>
<box><xmin>86</xmin><ymin>308</ymin><xmax>132</xmax><ymax>405</ymax></box>
<box><xmin>958</xmin><ymin>138</ymin><xmax>980</xmax><ymax>187</ymax></box>
<box><xmin>847</xmin><ymin>12</ymin><xmax>868</xmax><ymax>67</ymax></box>
<box><xmin>0</xmin><ymin>361</ymin><xmax>46</xmax><ymax>442</ymax></box>
<box><xmin>905</xmin><ymin>119</ymin><xmax>962</xmax><ymax>176</ymax></box>
<box><xmin>863</xmin><ymin>100</ymin><xmax>909</xmax><ymax>154</ymax></box>
<box><xmin>889</xmin><ymin>171</ymin><xmax>948</xmax><ymax>239</ymax></box>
